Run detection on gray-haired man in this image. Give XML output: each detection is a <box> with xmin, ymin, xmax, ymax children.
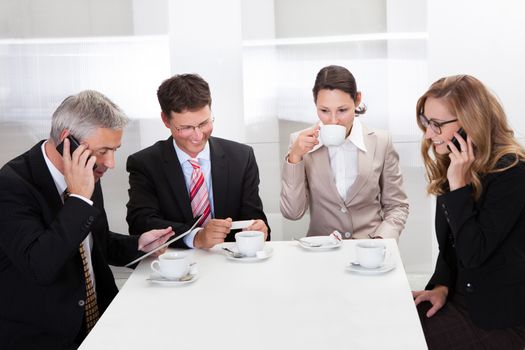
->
<box><xmin>0</xmin><ymin>90</ymin><xmax>173</xmax><ymax>349</ymax></box>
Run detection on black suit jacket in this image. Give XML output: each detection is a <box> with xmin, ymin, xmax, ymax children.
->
<box><xmin>0</xmin><ymin>141</ymin><xmax>140</xmax><ymax>350</ymax></box>
<box><xmin>126</xmin><ymin>136</ymin><xmax>269</xmax><ymax>246</ymax></box>
<box><xmin>427</xmin><ymin>159</ymin><xmax>525</xmax><ymax>329</ymax></box>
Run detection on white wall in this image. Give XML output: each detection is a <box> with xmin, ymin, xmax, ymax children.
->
<box><xmin>428</xmin><ymin>0</ymin><xmax>525</xmax><ymax>137</ymax></box>
<box><xmin>168</xmin><ymin>0</ymin><xmax>245</xmax><ymax>143</ymax></box>
<box><xmin>0</xmin><ymin>0</ymin><xmax>133</xmax><ymax>38</ymax></box>
<box><xmin>274</xmin><ymin>0</ymin><xmax>386</xmax><ymax>37</ymax></box>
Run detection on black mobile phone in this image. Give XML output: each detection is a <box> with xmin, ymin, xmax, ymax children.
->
<box><xmin>56</xmin><ymin>135</ymin><xmax>81</xmax><ymax>156</ymax></box>
<box><xmin>448</xmin><ymin>128</ymin><xmax>467</xmax><ymax>151</ymax></box>
<box><xmin>56</xmin><ymin>135</ymin><xmax>97</xmax><ymax>169</ymax></box>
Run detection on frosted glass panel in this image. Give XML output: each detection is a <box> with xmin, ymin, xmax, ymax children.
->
<box><xmin>0</xmin><ymin>36</ymin><xmax>170</xmax><ymax>122</ymax></box>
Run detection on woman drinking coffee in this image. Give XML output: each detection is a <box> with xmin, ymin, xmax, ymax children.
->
<box><xmin>280</xmin><ymin>65</ymin><xmax>409</xmax><ymax>240</ymax></box>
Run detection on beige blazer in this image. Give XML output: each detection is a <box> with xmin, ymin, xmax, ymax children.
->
<box><xmin>280</xmin><ymin>122</ymin><xmax>409</xmax><ymax>240</ymax></box>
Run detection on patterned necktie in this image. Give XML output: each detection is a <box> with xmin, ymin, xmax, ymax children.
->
<box><xmin>79</xmin><ymin>243</ymin><xmax>99</xmax><ymax>333</ymax></box>
<box><xmin>188</xmin><ymin>158</ymin><xmax>211</xmax><ymax>227</ymax></box>
<box><xmin>63</xmin><ymin>189</ymin><xmax>100</xmax><ymax>333</ymax></box>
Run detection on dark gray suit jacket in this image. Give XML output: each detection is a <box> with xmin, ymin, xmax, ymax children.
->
<box><xmin>126</xmin><ymin>136</ymin><xmax>269</xmax><ymax>246</ymax></box>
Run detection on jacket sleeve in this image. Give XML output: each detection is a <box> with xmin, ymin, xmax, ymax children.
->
<box><xmin>280</xmin><ymin>156</ymin><xmax>310</xmax><ymax>220</ymax></box>
<box><xmin>426</xmin><ymin>250</ymin><xmax>456</xmax><ymax>293</ymax></box>
<box><xmin>280</xmin><ymin>131</ymin><xmax>310</xmax><ymax>220</ymax></box>
<box><xmin>126</xmin><ymin>153</ymin><xmax>191</xmax><ymax>248</ymax></box>
<box><xmin>373</xmin><ymin>133</ymin><xmax>409</xmax><ymax>239</ymax></box>
<box><xmin>238</xmin><ymin>147</ymin><xmax>271</xmax><ymax>239</ymax></box>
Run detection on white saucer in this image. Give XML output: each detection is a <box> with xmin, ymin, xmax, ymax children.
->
<box><xmin>148</xmin><ymin>267</ymin><xmax>199</xmax><ymax>286</ymax></box>
<box><xmin>225</xmin><ymin>246</ymin><xmax>273</xmax><ymax>262</ymax></box>
<box><xmin>297</xmin><ymin>236</ymin><xmax>343</xmax><ymax>251</ymax></box>
<box><xmin>345</xmin><ymin>260</ymin><xmax>396</xmax><ymax>275</ymax></box>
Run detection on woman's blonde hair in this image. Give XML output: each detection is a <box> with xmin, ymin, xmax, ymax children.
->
<box><xmin>416</xmin><ymin>75</ymin><xmax>525</xmax><ymax>199</ymax></box>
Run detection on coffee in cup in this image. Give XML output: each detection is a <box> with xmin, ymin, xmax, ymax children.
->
<box><xmin>319</xmin><ymin>124</ymin><xmax>346</xmax><ymax>147</ymax></box>
<box><xmin>355</xmin><ymin>242</ymin><xmax>386</xmax><ymax>268</ymax></box>
<box><xmin>235</xmin><ymin>231</ymin><xmax>265</xmax><ymax>257</ymax></box>
<box><xmin>151</xmin><ymin>252</ymin><xmax>190</xmax><ymax>279</ymax></box>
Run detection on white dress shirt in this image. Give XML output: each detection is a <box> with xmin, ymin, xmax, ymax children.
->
<box><xmin>326</xmin><ymin>118</ymin><xmax>367</xmax><ymax>201</ymax></box>
<box><xmin>172</xmin><ymin>140</ymin><xmax>215</xmax><ymax>248</ymax></box>
<box><xmin>41</xmin><ymin>141</ymin><xmax>96</xmax><ymax>292</ymax></box>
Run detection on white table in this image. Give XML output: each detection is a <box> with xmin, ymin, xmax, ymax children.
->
<box><xmin>79</xmin><ymin>239</ymin><xmax>427</xmax><ymax>350</ymax></box>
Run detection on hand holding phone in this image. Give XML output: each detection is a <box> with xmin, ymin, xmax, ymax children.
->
<box><xmin>56</xmin><ymin>135</ymin><xmax>81</xmax><ymax>157</ymax></box>
<box><xmin>56</xmin><ymin>135</ymin><xmax>96</xmax><ymax>199</ymax></box>
<box><xmin>447</xmin><ymin>128</ymin><xmax>467</xmax><ymax>152</ymax></box>
<box><xmin>56</xmin><ymin>135</ymin><xmax>97</xmax><ymax>170</ymax></box>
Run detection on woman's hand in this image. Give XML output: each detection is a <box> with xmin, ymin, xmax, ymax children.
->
<box><xmin>447</xmin><ymin>132</ymin><xmax>475</xmax><ymax>191</ymax></box>
<box><xmin>288</xmin><ymin>125</ymin><xmax>320</xmax><ymax>164</ymax></box>
<box><xmin>412</xmin><ymin>285</ymin><xmax>449</xmax><ymax>317</ymax></box>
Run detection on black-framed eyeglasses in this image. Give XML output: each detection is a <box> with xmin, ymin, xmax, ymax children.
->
<box><xmin>174</xmin><ymin>117</ymin><xmax>214</xmax><ymax>135</ymax></box>
<box><xmin>418</xmin><ymin>114</ymin><xmax>458</xmax><ymax>135</ymax></box>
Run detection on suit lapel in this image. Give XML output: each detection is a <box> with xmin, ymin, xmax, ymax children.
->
<box><xmin>209</xmin><ymin>137</ymin><xmax>228</xmax><ymax>219</ymax></box>
<box><xmin>28</xmin><ymin>141</ymin><xmax>63</xmax><ymax>217</ymax></box>
<box><xmin>161</xmin><ymin>137</ymin><xmax>193</xmax><ymax>220</ymax></box>
<box><xmin>345</xmin><ymin>126</ymin><xmax>375</xmax><ymax>205</ymax></box>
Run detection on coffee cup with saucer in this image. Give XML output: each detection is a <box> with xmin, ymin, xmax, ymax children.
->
<box><xmin>150</xmin><ymin>252</ymin><xmax>190</xmax><ymax>280</ymax></box>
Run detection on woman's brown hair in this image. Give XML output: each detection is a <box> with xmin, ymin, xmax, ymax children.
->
<box><xmin>312</xmin><ymin>65</ymin><xmax>366</xmax><ymax>114</ymax></box>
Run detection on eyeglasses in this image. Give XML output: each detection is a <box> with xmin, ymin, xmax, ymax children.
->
<box><xmin>418</xmin><ymin>114</ymin><xmax>457</xmax><ymax>135</ymax></box>
<box><xmin>174</xmin><ymin>117</ymin><xmax>214</xmax><ymax>135</ymax></box>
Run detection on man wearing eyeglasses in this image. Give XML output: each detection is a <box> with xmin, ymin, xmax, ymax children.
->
<box><xmin>126</xmin><ymin>74</ymin><xmax>269</xmax><ymax>249</ymax></box>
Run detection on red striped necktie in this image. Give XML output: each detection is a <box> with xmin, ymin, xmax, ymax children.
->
<box><xmin>189</xmin><ymin>158</ymin><xmax>211</xmax><ymax>227</ymax></box>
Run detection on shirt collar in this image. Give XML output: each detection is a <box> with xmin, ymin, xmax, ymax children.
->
<box><xmin>346</xmin><ymin>118</ymin><xmax>367</xmax><ymax>152</ymax></box>
<box><xmin>41</xmin><ymin>141</ymin><xmax>67</xmax><ymax>195</ymax></box>
<box><xmin>172</xmin><ymin>139</ymin><xmax>211</xmax><ymax>165</ymax></box>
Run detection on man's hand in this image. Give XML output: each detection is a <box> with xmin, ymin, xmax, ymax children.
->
<box><xmin>244</xmin><ymin>219</ymin><xmax>269</xmax><ymax>240</ymax></box>
<box><xmin>138</xmin><ymin>227</ymin><xmax>174</xmax><ymax>256</ymax></box>
<box><xmin>62</xmin><ymin>138</ymin><xmax>97</xmax><ymax>199</ymax></box>
<box><xmin>412</xmin><ymin>285</ymin><xmax>449</xmax><ymax>317</ymax></box>
<box><xmin>194</xmin><ymin>218</ymin><xmax>233</xmax><ymax>249</ymax></box>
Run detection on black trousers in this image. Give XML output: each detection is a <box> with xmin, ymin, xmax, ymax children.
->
<box><xmin>417</xmin><ymin>294</ymin><xmax>525</xmax><ymax>350</ymax></box>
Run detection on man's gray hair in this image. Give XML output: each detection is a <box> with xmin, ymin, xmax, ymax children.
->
<box><xmin>50</xmin><ymin>90</ymin><xmax>129</xmax><ymax>144</ymax></box>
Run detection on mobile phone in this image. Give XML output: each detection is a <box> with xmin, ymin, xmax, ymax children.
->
<box><xmin>56</xmin><ymin>135</ymin><xmax>81</xmax><ymax>156</ymax></box>
<box><xmin>56</xmin><ymin>135</ymin><xmax>97</xmax><ymax>169</ymax></box>
<box><xmin>447</xmin><ymin>128</ymin><xmax>467</xmax><ymax>151</ymax></box>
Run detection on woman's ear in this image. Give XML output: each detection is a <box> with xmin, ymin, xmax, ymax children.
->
<box><xmin>355</xmin><ymin>91</ymin><xmax>362</xmax><ymax>106</ymax></box>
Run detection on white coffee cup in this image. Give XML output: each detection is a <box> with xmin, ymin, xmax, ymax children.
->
<box><xmin>319</xmin><ymin>124</ymin><xmax>346</xmax><ymax>147</ymax></box>
<box><xmin>235</xmin><ymin>231</ymin><xmax>265</xmax><ymax>257</ymax></box>
<box><xmin>355</xmin><ymin>242</ymin><xmax>386</xmax><ymax>268</ymax></box>
<box><xmin>151</xmin><ymin>252</ymin><xmax>190</xmax><ymax>279</ymax></box>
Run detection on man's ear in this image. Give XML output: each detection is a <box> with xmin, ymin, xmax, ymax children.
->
<box><xmin>58</xmin><ymin>129</ymin><xmax>70</xmax><ymax>144</ymax></box>
<box><xmin>161</xmin><ymin>112</ymin><xmax>170</xmax><ymax>128</ymax></box>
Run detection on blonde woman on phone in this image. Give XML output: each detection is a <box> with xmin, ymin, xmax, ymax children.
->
<box><xmin>413</xmin><ymin>75</ymin><xmax>525</xmax><ymax>349</ymax></box>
